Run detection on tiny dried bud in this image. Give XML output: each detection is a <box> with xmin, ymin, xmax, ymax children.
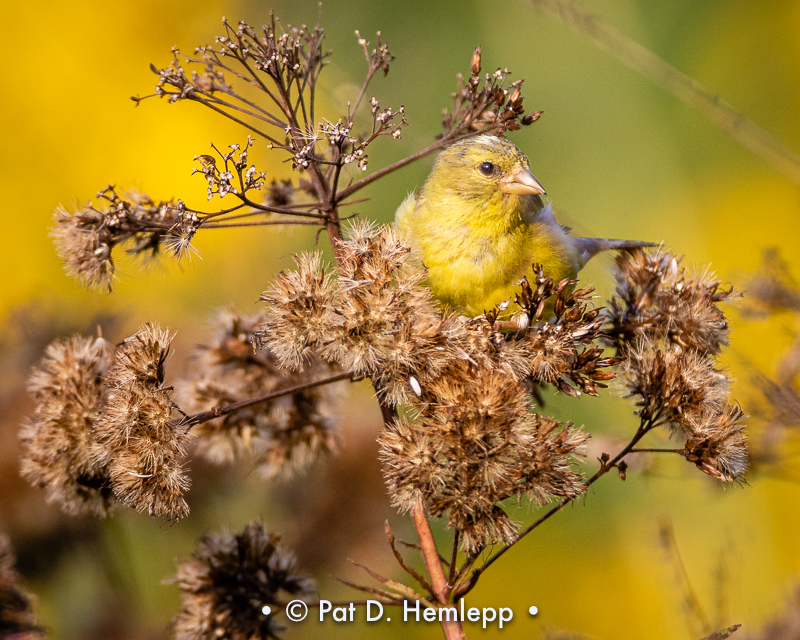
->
<box><xmin>522</xmin><ymin>110</ymin><xmax>543</xmax><ymax>125</ymax></box>
<box><xmin>618</xmin><ymin>460</ymin><xmax>628</xmax><ymax>481</ymax></box>
<box><xmin>470</xmin><ymin>46</ymin><xmax>481</xmax><ymax>76</ymax></box>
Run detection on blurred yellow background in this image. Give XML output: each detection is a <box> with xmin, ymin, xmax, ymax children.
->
<box><xmin>1</xmin><ymin>0</ymin><xmax>799</xmax><ymax>638</ymax></box>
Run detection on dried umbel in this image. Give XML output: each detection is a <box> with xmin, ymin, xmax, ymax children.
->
<box><xmin>0</xmin><ymin>534</ymin><xmax>42</xmax><ymax>638</ymax></box>
<box><xmin>177</xmin><ymin>308</ymin><xmax>339</xmax><ymax>479</ymax></box>
<box><xmin>608</xmin><ymin>250</ymin><xmax>748</xmax><ymax>482</ymax></box>
<box><xmin>150</xmin><ymin>17</ymin><xmax>407</xmax><ymax>177</ymax></box>
<box><xmin>19</xmin><ymin>334</ymin><xmax>116</xmax><ymax>517</ymax></box>
<box><xmin>94</xmin><ymin>323</ymin><xmax>191</xmax><ymax>519</ymax></box>
<box><xmin>170</xmin><ymin>522</ymin><xmax>314</xmax><ymax>640</ymax></box>
<box><xmin>52</xmin><ymin>186</ymin><xmax>200</xmax><ymax>292</ymax></box>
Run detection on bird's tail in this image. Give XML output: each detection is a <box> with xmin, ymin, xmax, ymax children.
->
<box><xmin>572</xmin><ymin>237</ymin><xmax>659</xmax><ymax>269</ymax></box>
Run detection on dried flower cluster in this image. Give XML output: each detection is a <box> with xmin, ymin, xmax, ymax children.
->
<box><xmin>380</xmin><ymin>373</ymin><xmax>588</xmax><ymax>552</ymax></box>
<box><xmin>194</xmin><ymin>138</ymin><xmax>266</xmax><ymax>200</ymax></box>
<box><xmin>20</xmin><ymin>323</ymin><xmax>191</xmax><ymax>519</ymax></box>
<box><xmin>257</xmin><ymin>222</ymin><xmax>451</xmax><ymax>406</ymax></box>
<box><xmin>0</xmin><ymin>534</ymin><xmax>41</xmax><ymax>638</ymax></box>
<box><xmin>442</xmin><ymin>45</ymin><xmax>542</xmax><ymax>136</ymax></box>
<box><xmin>52</xmin><ymin>186</ymin><xmax>200</xmax><ymax>292</ymax></box>
<box><xmin>259</xmin><ymin>223</ymin><xmax>592</xmax><ymax>551</ymax></box>
<box><xmin>148</xmin><ymin>16</ymin><xmax>406</xmax><ymax>178</ymax></box>
<box><xmin>607</xmin><ymin>250</ymin><xmax>747</xmax><ymax>481</ymax></box>
<box><xmin>19</xmin><ymin>334</ymin><xmax>116</xmax><ymax>517</ymax></box>
<box><xmin>94</xmin><ymin>324</ymin><xmax>190</xmax><ymax>518</ymax></box>
<box><xmin>170</xmin><ymin>522</ymin><xmax>313</xmax><ymax>640</ymax></box>
<box><xmin>177</xmin><ymin>308</ymin><xmax>339</xmax><ymax>479</ymax></box>
<box><xmin>509</xmin><ymin>267</ymin><xmax>618</xmax><ymax>397</ymax></box>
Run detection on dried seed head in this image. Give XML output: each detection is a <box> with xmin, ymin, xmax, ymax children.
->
<box><xmin>259</xmin><ymin>223</ymin><xmax>470</xmax><ymax>406</ymax></box>
<box><xmin>52</xmin><ymin>187</ymin><xmax>200</xmax><ymax>291</ymax></box>
<box><xmin>442</xmin><ymin>48</ymin><xmax>538</xmax><ymax>136</ymax></box>
<box><xmin>0</xmin><ymin>534</ymin><xmax>42</xmax><ymax>637</ymax></box>
<box><xmin>179</xmin><ymin>308</ymin><xmax>340</xmax><ymax>479</ymax></box>
<box><xmin>379</xmin><ymin>364</ymin><xmax>588</xmax><ymax>553</ymax></box>
<box><xmin>94</xmin><ymin>323</ymin><xmax>191</xmax><ymax>519</ymax></box>
<box><xmin>608</xmin><ymin>249</ymin><xmax>748</xmax><ymax>481</ymax></box>
<box><xmin>257</xmin><ymin>252</ymin><xmax>338</xmax><ymax>370</ymax></box>
<box><xmin>621</xmin><ymin>340</ymin><xmax>729</xmax><ymax>427</ymax></box>
<box><xmin>514</xmin><ymin>268</ymin><xmax>617</xmax><ymax>396</ymax></box>
<box><xmin>682</xmin><ymin>404</ymin><xmax>748</xmax><ymax>482</ymax></box>
<box><xmin>19</xmin><ymin>334</ymin><xmax>116</xmax><ymax>517</ymax></box>
<box><xmin>607</xmin><ymin>249</ymin><xmax>740</xmax><ymax>356</ymax></box>
<box><xmin>52</xmin><ymin>204</ymin><xmax>116</xmax><ymax>292</ymax></box>
<box><xmin>170</xmin><ymin>522</ymin><xmax>313</xmax><ymax>640</ymax></box>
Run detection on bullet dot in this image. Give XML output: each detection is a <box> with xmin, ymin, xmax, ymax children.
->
<box><xmin>386</xmin><ymin>618</ymin><xmax>391</xmax><ymax>622</ymax></box>
<box><xmin>262</xmin><ymin>606</ymin><xmax>271</xmax><ymax>615</ymax></box>
<box><xmin>528</xmin><ymin>606</ymin><xmax>538</xmax><ymax>616</ymax></box>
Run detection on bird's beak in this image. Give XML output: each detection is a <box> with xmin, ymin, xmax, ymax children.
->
<box><xmin>499</xmin><ymin>167</ymin><xmax>546</xmax><ymax>196</ymax></box>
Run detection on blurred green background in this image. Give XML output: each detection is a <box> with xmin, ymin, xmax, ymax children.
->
<box><xmin>1</xmin><ymin>0</ymin><xmax>799</xmax><ymax>638</ymax></box>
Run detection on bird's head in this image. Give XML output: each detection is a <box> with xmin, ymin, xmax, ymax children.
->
<box><xmin>425</xmin><ymin>135</ymin><xmax>546</xmax><ymax>214</ymax></box>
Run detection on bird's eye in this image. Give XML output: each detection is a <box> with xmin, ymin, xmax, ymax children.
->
<box><xmin>478</xmin><ymin>161</ymin><xmax>496</xmax><ymax>176</ymax></box>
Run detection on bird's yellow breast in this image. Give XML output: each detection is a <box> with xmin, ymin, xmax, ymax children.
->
<box><xmin>396</xmin><ymin>190</ymin><xmax>579</xmax><ymax>317</ymax></box>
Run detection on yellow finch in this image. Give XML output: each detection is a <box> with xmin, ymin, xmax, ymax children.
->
<box><xmin>395</xmin><ymin>135</ymin><xmax>652</xmax><ymax>316</ymax></box>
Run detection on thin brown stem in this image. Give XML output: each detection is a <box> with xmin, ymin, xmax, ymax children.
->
<box><xmin>187</xmin><ymin>95</ymin><xmax>285</xmax><ymax>147</ymax></box>
<box><xmin>201</xmin><ymin>220</ymin><xmax>323</xmax><ymax>229</ymax></box>
<box><xmin>188</xmin><ymin>204</ymin><xmax>247</xmax><ymax>219</ymax></box>
<box><xmin>235</xmin><ymin>195</ymin><xmax>328</xmax><ymax>219</ymax></box>
<box><xmin>352</xmin><ymin>66</ymin><xmax>379</xmax><ymax>117</ymax></box>
<box><xmin>335</xmin><ymin>127</ymin><xmax>497</xmax><ymax>202</ymax></box>
<box><xmin>175</xmin><ymin>371</ymin><xmax>353</xmax><ymax>429</ymax></box>
<box><xmin>196</xmin><ymin>92</ymin><xmax>287</xmax><ymax>129</ymax></box>
<box><xmin>411</xmin><ymin>504</ymin><xmax>448</xmax><ymax>604</ymax></box>
<box><xmin>447</xmin><ymin>530</ymin><xmax>460</xmax><ymax>592</ymax></box>
<box><xmin>385</xmin><ymin>521</ymin><xmax>434</xmax><ymax>595</ymax></box>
